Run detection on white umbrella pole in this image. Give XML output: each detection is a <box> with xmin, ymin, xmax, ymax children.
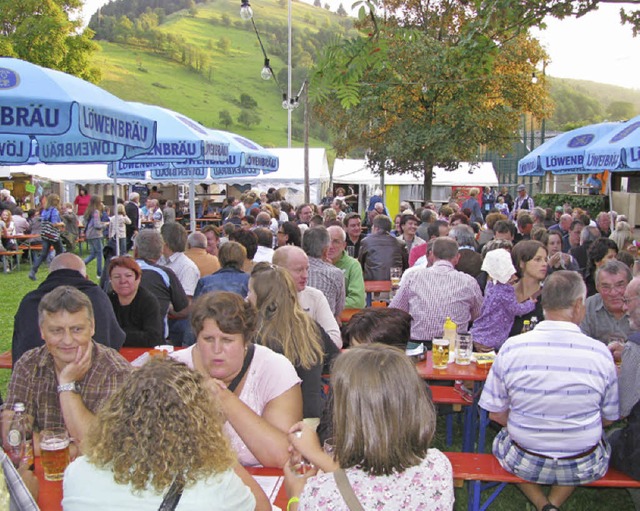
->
<box><xmin>112</xmin><ymin>164</ymin><xmax>120</xmax><ymax>256</ymax></box>
<box><xmin>190</xmin><ymin>179</ymin><xmax>196</xmax><ymax>233</ymax></box>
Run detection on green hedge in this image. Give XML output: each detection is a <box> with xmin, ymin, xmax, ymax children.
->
<box><xmin>534</xmin><ymin>194</ymin><xmax>606</xmax><ymax>218</ymax></box>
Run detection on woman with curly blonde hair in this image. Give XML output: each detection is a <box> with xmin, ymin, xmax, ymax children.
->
<box><xmin>248</xmin><ymin>263</ymin><xmax>338</xmax><ymax>419</ymax></box>
<box><xmin>62</xmin><ymin>357</ymin><xmax>270</xmax><ymax>510</ymax></box>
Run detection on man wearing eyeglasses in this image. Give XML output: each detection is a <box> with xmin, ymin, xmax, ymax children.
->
<box><xmin>608</xmin><ymin>277</ymin><xmax>640</xmax><ymax>492</ymax></box>
<box><xmin>580</xmin><ymin>260</ymin><xmax>632</xmax><ymax>344</ymax></box>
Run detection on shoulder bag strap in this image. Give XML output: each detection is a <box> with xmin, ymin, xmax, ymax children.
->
<box><xmin>227</xmin><ymin>343</ymin><xmax>255</xmax><ymax>393</ymax></box>
<box><xmin>333</xmin><ymin>469</ymin><xmax>365</xmax><ymax>511</ymax></box>
<box><xmin>158</xmin><ymin>477</ymin><xmax>184</xmax><ymax>511</ymax></box>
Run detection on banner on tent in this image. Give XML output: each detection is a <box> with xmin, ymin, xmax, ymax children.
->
<box><xmin>210</xmin><ymin>167</ymin><xmax>262</xmax><ymax>178</ymax></box>
<box><xmin>107</xmin><ymin>166</ymin><xmax>146</xmax><ymax>179</ymax></box>
<box><xmin>151</xmin><ymin>167</ymin><xmax>207</xmax><ymax>180</ymax></box>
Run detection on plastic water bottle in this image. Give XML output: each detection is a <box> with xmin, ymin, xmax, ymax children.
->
<box><xmin>443</xmin><ymin>317</ymin><xmax>457</xmax><ymax>358</ymax></box>
<box><xmin>6</xmin><ymin>403</ymin><xmax>34</xmax><ymax>470</ymax></box>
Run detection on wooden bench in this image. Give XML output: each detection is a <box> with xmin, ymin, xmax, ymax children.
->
<box><xmin>431</xmin><ymin>386</ymin><xmax>471</xmax><ymax>446</ymax></box>
<box><xmin>0</xmin><ymin>250</ymin><xmax>22</xmax><ymax>273</ymax></box>
<box><xmin>445</xmin><ymin>452</ymin><xmax>640</xmax><ymax>511</ymax></box>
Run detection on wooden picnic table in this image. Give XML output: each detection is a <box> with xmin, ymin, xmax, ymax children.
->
<box><xmin>363</xmin><ymin>280</ymin><xmax>391</xmax><ymax>306</ymax></box>
<box><xmin>35</xmin><ymin>457</ymin><xmax>287</xmax><ymax>511</ymax></box>
<box><xmin>417</xmin><ymin>351</ymin><xmax>490</xmax><ymax>452</ymax></box>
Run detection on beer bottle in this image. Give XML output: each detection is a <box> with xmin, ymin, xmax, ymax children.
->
<box><xmin>521</xmin><ymin>320</ymin><xmax>531</xmax><ymax>334</ymax></box>
<box><xmin>7</xmin><ymin>403</ymin><xmax>34</xmax><ymax>470</ymax></box>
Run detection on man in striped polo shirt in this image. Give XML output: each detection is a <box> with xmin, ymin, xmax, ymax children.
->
<box><xmin>480</xmin><ymin>270</ymin><xmax>619</xmax><ymax>511</ymax></box>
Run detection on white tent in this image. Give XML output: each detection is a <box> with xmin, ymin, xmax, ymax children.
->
<box><xmin>332</xmin><ymin>159</ymin><xmax>499</xmax><ymax>205</ymax></box>
<box><xmin>332</xmin><ymin>159</ymin><xmax>499</xmax><ymax>186</ymax></box>
<box><xmin>226</xmin><ymin>148</ymin><xmax>330</xmax><ymax>205</ymax></box>
<box><xmin>0</xmin><ymin>163</ymin><xmax>145</xmax><ymax>185</ymax></box>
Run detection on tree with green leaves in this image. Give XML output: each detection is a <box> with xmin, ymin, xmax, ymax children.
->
<box><xmin>240</xmin><ymin>93</ymin><xmax>258</xmax><ymax>109</ymax></box>
<box><xmin>337</xmin><ymin>3</ymin><xmax>348</xmax><ymax>16</ymax></box>
<box><xmin>0</xmin><ymin>0</ymin><xmax>100</xmax><ymax>82</ymax></box>
<box><xmin>311</xmin><ymin>0</ymin><xmax>552</xmax><ymax>200</ymax></box>
<box><xmin>219</xmin><ymin>110</ymin><xmax>233</xmax><ymax>128</ymax></box>
<box><xmin>607</xmin><ymin>101</ymin><xmax>636</xmax><ymax>121</ymax></box>
<box><xmin>237</xmin><ymin>109</ymin><xmax>261</xmax><ymax>128</ymax></box>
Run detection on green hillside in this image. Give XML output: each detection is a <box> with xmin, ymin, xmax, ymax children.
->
<box><xmin>90</xmin><ymin>0</ymin><xmax>351</xmax><ymax>149</ymax></box>
<box><xmin>89</xmin><ymin>0</ymin><xmax>640</xmax><ymax>152</ymax></box>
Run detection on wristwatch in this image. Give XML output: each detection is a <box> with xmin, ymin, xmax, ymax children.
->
<box><xmin>57</xmin><ymin>382</ymin><xmax>79</xmax><ymax>394</ymax></box>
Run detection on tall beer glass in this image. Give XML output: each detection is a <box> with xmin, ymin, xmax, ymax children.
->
<box><xmin>432</xmin><ymin>338</ymin><xmax>449</xmax><ymax>370</ymax></box>
<box><xmin>40</xmin><ymin>428</ymin><xmax>70</xmax><ymax>481</ymax></box>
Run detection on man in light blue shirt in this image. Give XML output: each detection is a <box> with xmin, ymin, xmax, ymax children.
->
<box><xmin>480</xmin><ymin>270</ymin><xmax>619</xmax><ymax>511</ymax></box>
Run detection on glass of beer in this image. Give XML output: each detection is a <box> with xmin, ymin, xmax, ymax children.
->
<box><xmin>455</xmin><ymin>334</ymin><xmax>472</xmax><ymax>366</ymax></box>
<box><xmin>432</xmin><ymin>338</ymin><xmax>449</xmax><ymax>369</ymax></box>
<box><xmin>390</xmin><ymin>267</ymin><xmax>402</xmax><ymax>289</ymax></box>
<box><xmin>40</xmin><ymin>428</ymin><xmax>70</xmax><ymax>481</ymax></box>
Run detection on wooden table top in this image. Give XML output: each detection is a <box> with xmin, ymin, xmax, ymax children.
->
<box><xmin>416</xmin><ymin>351</ymin><xmax>490</xmax><ymax>382</ymax></box>
<box><xmin>364</xmin><ymin>280</ymin><xmax>392</xmax><ymax>293</ymax></box>
<box><xmin>36</xmin><ymin>458</ymin><xmax>286</xmax><ymax>511</ymax></box>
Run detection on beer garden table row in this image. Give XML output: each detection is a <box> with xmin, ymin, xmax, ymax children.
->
<box><xmin>35</xmin><ymin>458</ymin><xmax>288</xmax><ymax>511</ymax></box>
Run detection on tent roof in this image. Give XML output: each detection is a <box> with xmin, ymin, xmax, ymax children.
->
<box><xmin>227</xmin><ymin>148</ymin><xmax>329</xmax><ymax>183</ymax></box>
<box><xmin>332</xmin><ymin>159</ymin><xmax>499</xmax><ymax>187</ymax></box>
<box><xmin>0</xmin><ymin>148</ymin><xmax>332</xmax><ymax>186</ymax></box>
<box><xmin>0</xmin><ymin>163</ymin><xmax>144</xmax><ymax>184</ymax></box>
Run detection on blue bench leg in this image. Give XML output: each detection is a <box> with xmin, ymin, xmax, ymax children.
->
<box><xmin>446</xmin><ymin>414</ymin><xmax>453</xmax><ymax>445</ymax></box>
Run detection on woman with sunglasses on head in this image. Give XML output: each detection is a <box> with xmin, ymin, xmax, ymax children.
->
<box><xmin>248</xmin><ymin>262</ymin><xmax>338</xmax><ymax>420</ymax></box>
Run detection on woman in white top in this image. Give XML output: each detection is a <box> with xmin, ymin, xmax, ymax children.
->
<box><xmin>63</xmin><ymin>357</ymin><xmax>270</xmax><ymax>510</ymax></box>
<box><xmin>108</xmin><ymin>203</ymin><xmax>131</xmax><ymax>255</ymax></box>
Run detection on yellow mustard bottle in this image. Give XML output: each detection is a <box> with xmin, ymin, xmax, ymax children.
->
<box><xmin>443</xmin><ymin>317</ymin><xmax>457</xmax><ymax>355</ymax></box>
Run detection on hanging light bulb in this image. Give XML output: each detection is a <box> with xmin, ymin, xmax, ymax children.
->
<box><xmin>282</xmin><ymin>93</ymin><xmax>289</xmax><ymax>110</ymax></box>
<box><xmin>240</xmin><ymin>0</ymin><xmax>253</xmax><ymax>20</ymax></box>
<box><xmin>531</xmin><ymin>72</ymin><xmax>538</xmax><ymax>84</ymax></box>
<box><xmin>261</xmin><ymin>59</ymin><xmax>272</xmax><ymax>80</ymax></box>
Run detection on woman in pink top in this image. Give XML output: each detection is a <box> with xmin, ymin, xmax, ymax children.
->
<box><xmin>171</xmin><ymin>292</ymin><xmax>302</xmax><ymax>468</ymax></box>
<box><xmin>73</xmin><ymin>186</ymin><xmax>91</xmax><ymax>216</ymax></box>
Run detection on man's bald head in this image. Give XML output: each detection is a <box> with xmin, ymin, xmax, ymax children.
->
<box><xmin>49</xmin><ymin>253</ymin><xmax>87</xmax><ymax>277</ymax></box>
<box><xmin>273</xmin><ymin>245</ymin><xmax>308</xmax><ymax>292</ymax></box>
<box><xmin>273</xmin><ymin>245</ymin><xmax>306</xmax><ymax>267</ymax></box>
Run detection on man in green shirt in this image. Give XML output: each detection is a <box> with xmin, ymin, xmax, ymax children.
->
<box><xmin>327</xmin><ymin>225</ymin><xmax>366</xmax><ymax>309</ymax></box>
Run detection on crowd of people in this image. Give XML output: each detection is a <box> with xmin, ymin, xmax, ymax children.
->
<box><xmin>2</xmin><ymin>182</ymin><xmax>639</xmax><ymax>511</ymax></box>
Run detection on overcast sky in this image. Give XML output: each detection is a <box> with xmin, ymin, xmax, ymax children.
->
<box><xmin>81</xmin><ymin>0</ymin><xmax>640</xmax><ymax>90</ymax></box>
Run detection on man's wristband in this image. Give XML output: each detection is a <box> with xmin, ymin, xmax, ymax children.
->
<box><xmin>287</xmin><ymin>496</ymin><xmax>300</xmax><ymax>511</ymax></box>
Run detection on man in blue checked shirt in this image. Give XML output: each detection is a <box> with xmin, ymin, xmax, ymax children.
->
<box><xmin>479</xmin><ymin>270</ymin><xmax>619</xmax><ymax>511</ymax></box>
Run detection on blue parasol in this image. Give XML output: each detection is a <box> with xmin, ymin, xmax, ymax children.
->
<box><xmin>517</xmin><ymin>122</ymin><xmax>620</xmax><ymax>176</ymax></box>
<box><xmin>0</xmin><ymin>57</ymin><xmax>157</xmax><ymax>164</ymax></box>
<box><xmin>584</xmin><ymin>115</ymin><xmax>640</xmax><ymax>171</ymax></box>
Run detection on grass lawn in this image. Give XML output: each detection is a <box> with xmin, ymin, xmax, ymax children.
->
<box><xmin>0</xmin><ymin>253</ymin><xmax>635</xmax><ymax>510</ymax></box>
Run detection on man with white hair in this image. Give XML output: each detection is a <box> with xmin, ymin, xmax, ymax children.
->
<box><xmin>608</xmin><ymin>277</ymin><xmax>640</xmax><ymax>493</ymax></box>
<box><xmin>302</xmin><ymin>226</ymin><xmax>346</xmax><ymax>318</ymax></box>
<box><xmin>0</xmin><ymin>189</ymin><xmax>16</xmax><ymax>205</ymax></box>
<box><xmin>273</xmin><ymin>245</ymin><xmax>342</xmax><ymax>348</ymax></box>
<box><xmin>327</xmin><ymin>225</ymin><xmax>365</xmax><ymax>309</ymax></box>
<box><xmin>185</xmin><ymin>231</ymin><xmax>220</xmax><ymax>277</ymax></box>
<box><xmin>480</xmin><ymin>271</ymin><xmax>618</xmax><ymax>511</ymax></box>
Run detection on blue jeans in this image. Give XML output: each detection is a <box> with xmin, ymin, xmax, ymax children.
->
<box><xmin>83</xmin><ymin>238</ymin><xmax>104</xmax><ymax>276</ymax></box>
<box><xmin>32</xmin><ymin>238</ymin><xmax>64</xmax><ymax>274</ymax></box>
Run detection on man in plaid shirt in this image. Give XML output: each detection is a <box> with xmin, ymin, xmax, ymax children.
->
<box><xmin>4</xmin><ymin>286</ymin><xmax>131</xmax><ymax>452</ymax></box>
